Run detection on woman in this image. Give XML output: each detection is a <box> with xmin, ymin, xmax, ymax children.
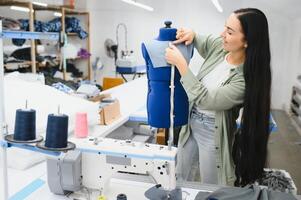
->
<box><xmin>165</xmin><ymin>8</ymin><xmax>271</xmax><ymax>186</ymax></box>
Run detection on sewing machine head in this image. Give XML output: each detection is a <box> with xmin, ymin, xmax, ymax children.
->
<box><xmin>77</xmin><ymin>137</ymin><xmax>178</xmax><ymax>192</ymax></box>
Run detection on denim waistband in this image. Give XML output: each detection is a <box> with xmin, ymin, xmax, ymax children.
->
<box><xmin>191</xmin><ymin>107</ymin><xmax>215</xmax><ymax>121</ymax></box>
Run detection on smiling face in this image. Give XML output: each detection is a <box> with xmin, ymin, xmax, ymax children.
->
<box><xmin>221</xmin><ymin>13</ymin><xmax>247</xmax><ymax>52</ymax></box>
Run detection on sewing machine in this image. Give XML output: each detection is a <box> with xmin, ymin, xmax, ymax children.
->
<box><xmin>46</xmin><ymin>137</ymin><xmax>177</xmax><ymax>196</ymax></box>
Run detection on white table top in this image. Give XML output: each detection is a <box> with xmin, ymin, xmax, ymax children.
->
<box><xmin>73</xmin><ymin>76</ymin><xmax>148</xmax><ymax>138</ymax></box>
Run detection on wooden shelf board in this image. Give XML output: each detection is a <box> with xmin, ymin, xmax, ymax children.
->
<box><xmin>67</xmin><ymin>32</ymin><xmax>78</xmax><ymax>36</ymax></box>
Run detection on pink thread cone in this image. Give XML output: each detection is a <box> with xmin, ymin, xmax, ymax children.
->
<box><xmin>75</xmin><ymin>112</ymin><xmax>88</xmax><ymax>138</ymax></box>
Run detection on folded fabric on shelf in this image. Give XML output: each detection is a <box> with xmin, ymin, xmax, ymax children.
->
<box><xmin>10</xmin><ymin>47</ymin><xmax>45</xmax><ymax>63</ymax></box>
<box><xmin>66</xmin><ymin>62</ymin><xmax>83</xmax><ymax>78</ymax></box>
<box><xmin>12</xmin><ymin>17</ymin><xmax>88</xmax><ymax>46</ymax></box>
<box><xmin>0</xmin><ymin>16</ymin><xmax>21</xmax><ymax>30</ymax></box>
<box><xmin>65</xmin><ymin>17</ymin><xmax>88</xmax><ymax>39</ymax></box>
<box><xmin>12</xmin><ymin>38</ymin><xmax>26</xmax><ymax>47</ymax></box>
<box><xmin>77</xmin><ymin>48</ymin><xmax>91</xmax><ymax>59</ymax></box>
<box><xmin>5</xmin><ymin>65</ymin><xmax>32</xmax><ymax>73</ymax></box>
<box><xmin>4</xmin><ymin>45</ymin><xmax>45</xmax><ymax>56</ymax></box>
<box><xmin>4</xmin><ymin>56</ymin><xmax>25</xmax><ymax>64</ymax></box>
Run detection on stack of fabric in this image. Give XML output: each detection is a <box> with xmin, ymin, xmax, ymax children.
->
<box><xmin>0</xmin><ymin>16</ymin><xmax>21</xmax><ymax>30</ymax></box>
<box><xmin>12</xmin><ymin>17</ymin><xmax>88</xmax><ymax>46</ymax></box>
<box><xmin>257</xmin><ymin>169</ymin><xmax>297</xmax><ymax>194</ymax></box>
<box><xmin>77</xmin><ymin>48</ymin><xmax>91</xmax><ymax>59</ymax></box>
<box><xmin>194</xmin><ymin>185</ymin><xmax>298</xmax><ymax>200</ymax></box>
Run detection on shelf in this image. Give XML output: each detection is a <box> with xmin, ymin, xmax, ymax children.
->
<box><xmin>0</xmin><ymin>0</ymin><xmax>88</xmax><ymax>15</ymax></box>
<box><xmin>0</xmin><ymin>1</ymin><xmax>30</xmax><ymax>7</ymax></box>
<box><xmin>0</xmin><ymin>0</ymin><xmax>91</xmax><ymax>80</ymax></box>
<box><xmin>67</xmin><ymin>32</ymin><xmax>78</xmax><ymax>36</ymax></box>
<box><xmin>64</xmin><ymin>9</ymin><xmax>89</xmax><ymax>15</ymax></box>
<box><xmin>67</xmin><ymin>56</ymin><xmax>89</xmax><ymax>60</ymax></box>
<box><xmin>1</xmin><ymin>30</ymin><xmax>59</xmax><ymax>40</ymax></box>
<box><xmin>33</xmin><ymin>4</ymin><xmax>88</xmax><ymax>15</ymax></box>
<box><xmin>4</xmin><ymin>61</ymin><xmax>32</xmax><ymax>69</ymax></box>
<box><xmin>67</xmin><ymin>32</ymin><xmax>90</xmax><ymax>39</ymax></box>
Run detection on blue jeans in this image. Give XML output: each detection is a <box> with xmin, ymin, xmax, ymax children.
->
<box><xmin>190</xmin><ymin>108</ymin><xmax>218</xmax><ymax>184</ymax></box>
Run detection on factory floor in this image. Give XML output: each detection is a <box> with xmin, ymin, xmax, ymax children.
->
<box><xmin>268</xmin><ymin>110</ymin><xmax>301</xmax><ymax>195</ymax></box>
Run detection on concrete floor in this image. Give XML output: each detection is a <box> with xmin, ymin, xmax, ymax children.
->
<box><xmin>269</xmin><ymin>110</ymin><xmax>301</xmax><ymax>195</ymax></box>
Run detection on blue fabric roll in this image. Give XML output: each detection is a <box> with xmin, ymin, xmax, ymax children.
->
<box><xmin>14</xmin><ymin>109</ymin><xmax>36</xmax><ymax>141</ymax></box>
<box><xmin>45</xmin><ymin>114</ymin><xmax>68</xmax><ymax>148</ymax></box>
<box><xmin>141</xmin><ymin>41</ymin><xmax>193</xmax><ymax>128</ymax></box>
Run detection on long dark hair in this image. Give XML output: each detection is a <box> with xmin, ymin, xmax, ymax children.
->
<box><xmin>232</xmin><ymin>8</ymin><xmax>271</xmax><ymax>186</ymax></box>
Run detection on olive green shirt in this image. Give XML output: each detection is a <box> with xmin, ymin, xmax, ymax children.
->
<box><xmin>178</xmin><ymin>34</ymin><xmax>245</xmax><ymax>186</ymax></box>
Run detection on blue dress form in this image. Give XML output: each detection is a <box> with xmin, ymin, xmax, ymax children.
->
<box><xmin>141</xmin><ymin>22</ymin><xmax>193</xmax><ymax>128</ymax></box>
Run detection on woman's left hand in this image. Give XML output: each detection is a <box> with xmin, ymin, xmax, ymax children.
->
<box><xmin>165</xmin><ymin>43</ymin><xmax>188</xmax><ymax>75</ymax></box>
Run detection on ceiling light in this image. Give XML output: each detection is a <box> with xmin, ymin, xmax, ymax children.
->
<box><xmin>211</xmin><ymin>0</ymin><xmax>223</xmax><ymax>13</ymax></box>
<box><xmin>32</xmin><ymin>2</ymin><xmax>48</xmax><ymax>7</ymax></box>
<box><xmin>121</xmin><ymin>0</ymin><xmax>154</xmax><ymax>12</ymax></box>
<box><xmin>10</xmin><ymin>6</ymin><xmax>33</xmax><ymax>12</ymax></box>
<box><xmin>54</xmin><ymin>12</ymin><xmax>62</xmax><ymax>17</ymax></box>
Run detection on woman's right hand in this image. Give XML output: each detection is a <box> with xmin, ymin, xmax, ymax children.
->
<box><xmin>173</xmin><ymin>28</ymin><xmax>195</xmax><ymax>45</ymax></box>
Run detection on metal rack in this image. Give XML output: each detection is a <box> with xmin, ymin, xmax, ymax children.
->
<box><xmin>0</xmin><ymin>21</ymin><xmax>60</xmax><ymax>200</ymax></box>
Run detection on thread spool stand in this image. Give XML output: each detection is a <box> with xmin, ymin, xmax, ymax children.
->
<box><xmin>4</xmin><ymin>134</ymin><xmax>43</xmax><ymax>144</ymax></box>
<box><xmin>36</xmin><ymin>141</ymin><xmax>75</xmax><ymax>152</ymax></box>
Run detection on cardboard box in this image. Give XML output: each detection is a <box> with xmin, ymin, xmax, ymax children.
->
<box><xmin>156</xmin><ymin>128</ymin><xmax>166</xmax><ymax>145</ymax></box>
<box><xmin>93</xmin><ymin>94</ymin><xmax>121</xmax><ymax>125</ymax></box>
<box><xmin>89</xmin><ymin>94</ymin><xmax>106</xmax><ymax>102</ymax></box>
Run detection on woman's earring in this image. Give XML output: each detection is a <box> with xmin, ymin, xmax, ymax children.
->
<box><xmin>244</xmin><ymin>44</ymin><xmax>248</xmax><ymax>48</ymax></box>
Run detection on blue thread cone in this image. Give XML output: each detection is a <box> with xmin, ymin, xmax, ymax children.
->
<box><xmin>14</xmin><ymin>109</ymin><xmax>36</xmax><ymax>141</ymax></box>
<box><xmin>45</xmin><ymin>114</ymin><xmax>69</xmax><ymax>148</ymax></box>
